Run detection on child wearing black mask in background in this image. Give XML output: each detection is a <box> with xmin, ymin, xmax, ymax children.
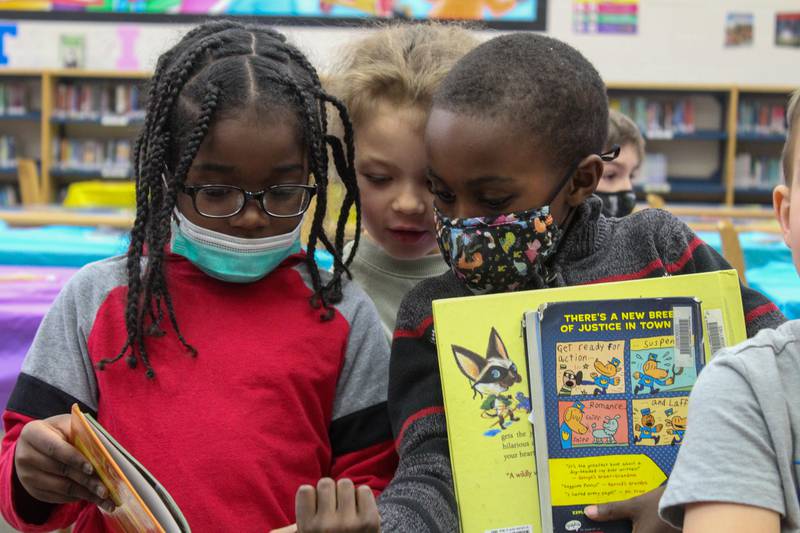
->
<box><xmin>596</xmin><ymin>109</ymin><xmax>645</xmax><ymax>217</ymax></box>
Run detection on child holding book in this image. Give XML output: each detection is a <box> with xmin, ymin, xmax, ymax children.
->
<box><xmin>596</xmin><ymin>109</ymin><xmax>645</xmax><ymax>218</ymax></box>
<box><xmin>379</xmin><ymin>32</ymin><xmax>785</xmax><ymax>532</ymax></box>
<box><xmin>658</xmin><ymin>88</ymin><xmax>800</xmax><ymax>533</ymax></box>
<box><xmin>327</xmin><ymin>23</ymin><xmax>478</xmax><ymax>339</ymax></box>
<box><xmin>2</xmin><ymin>21</ymin><xmax>394</xmax><ymax>532</ymax></box>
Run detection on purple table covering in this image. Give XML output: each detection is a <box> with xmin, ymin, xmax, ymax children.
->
<box><xmin>0</xmin><ymin>266</ymin><xmax>77</xmax><ymax>410</ymax></box>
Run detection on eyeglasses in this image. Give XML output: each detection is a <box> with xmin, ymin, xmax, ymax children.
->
<box><xmin>180</xmin><ymin>184</ymin><xmax>317</xmax><ymax>219</ymax></box>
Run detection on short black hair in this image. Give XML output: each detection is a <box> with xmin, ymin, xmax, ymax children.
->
<box><xmin>102</xmin><ymin>21</ymin><xmax>360</xmax><ymax>378</ymax></box>
<box><xmin>433</xmin><ymin>32</ymin><xmax>608</xmax><ymax>172</ymax></box>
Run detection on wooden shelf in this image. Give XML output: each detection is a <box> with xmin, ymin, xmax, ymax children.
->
<box><xmin>0</xmin><ymin>69</ymin><xmax>45</xmax><ymax>77</ymax></box>
<box><xmin>644</xmin><ymin>130</ymin><xmax>728</xmax><ymax>141</ymax></box>
<box><xmin>50</xmin><ymin>168</ymin><xmax>132</xmax><ymax>180</ymax></box>
<box><xmin>607</xmin><ymin>82</ymin><xmax>733</xmax><ymax>92</ymax></box>
<box><xmin>51</xmin><ymin>115</ymin><xmax>145</xmax><ymax>127</ymax></box>
<box><xmin>47</xmin><ymin>69</ymin><xmax>150</xmax><ymax>80</ymax></box>
<box><xmin>738</xmin><ymin>86</ymin><xmax>797</xmax><ymax>95</ymax></box>
<box><xmin>0</xmin><ymin>112</ymin><xmax>40</xmax><ymax>121</ymax></box>
<box><xmin>0</xmin><ymin>207</ymin><xmax>134</xmax><ymax>228</ymax></box>
<box><xmin>736</xmin><ymin>133</ymin><xmax>786</xmax><ymax>142</ymax></box>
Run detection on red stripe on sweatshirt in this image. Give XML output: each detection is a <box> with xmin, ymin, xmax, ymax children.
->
<box><xmin>395</xmin><ymin>406</ymin><xmax>444</xmax><ymax>450</ymax></box>
<box><xmin>745</xmin><ymin>302</ymin><xmax>779</xmax><ymax>323</ymax></box>
<box><xmin>665</xmin><ymin>237</ymin><xmax>704</xmax><ymax>273</ymax></box>
<box><xmin>586</xmin><ymin>236</ymin><xmax>705</xmax><ymax>285</ymax></box>
<box><xmin>394</xmin><ymin>315</ymin><xmax>434</xmax><ymax>340</ymax></box>
<box><xmin>586</xmin><ymin>258</ymin><xmax>665</xmax><ymax>285</ymax></box>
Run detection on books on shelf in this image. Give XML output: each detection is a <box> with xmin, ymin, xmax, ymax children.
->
<box><xmin>610</xmin><ymin>96</ymin><xmax>697</xmax><ymax>138</ymax></box>
<box><xmin>0</xmin><ymin>82</ymin><xmax>38</xmax><ymax>117</ymax></box>
<box><xmin>53</xmin><ymin>137</ymin><xmax>132</xmax><ymax>177</ymax></box>
<box><xmin>0</xmin><ymin>136</ymin><xmax>16</xmax><ymax>168</ymax></box>
<box><xmin>54</xmin><ymin>81</ymin><xmax>145</xmax><ymax>123</ymax></box>
<box><xmin>0</xmin><ymin>185</ymin><xmax>18</xmax><ymax>207</ymax></box>
<box><xmin>734</xmin><ymin>152</ymin><xmax>783</xmax><ymax>188</ymax></box>
<box><xmin>641</xmin><ymin>152</ymin><xmax>668</xmax><ymax>188</ymax></box>
<box><xmin>738</xmin><ymin>100</ymin><xmax>787</xmax><ymax>136</ymax></box>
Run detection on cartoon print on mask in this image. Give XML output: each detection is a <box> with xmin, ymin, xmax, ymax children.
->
<box><xmin>452</xmin><ymin>328</ymin><xmax>530</xmax><ymax>436</ymax></box>
<box><xmin>435</xmin><ymin>205</ymin><xmax>561</xmax><ymax>295</ymax></box>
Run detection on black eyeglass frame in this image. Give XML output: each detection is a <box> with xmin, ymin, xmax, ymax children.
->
<box><xmin>179</xmin><ymin>183</ymin><xmax>318</xmax><ymax>219</ymax></box>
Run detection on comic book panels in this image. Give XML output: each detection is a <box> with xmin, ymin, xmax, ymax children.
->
<box><xmin>556</xmin><ymin>336</ymin><xmax>691</xmax><ymax>450</ymax></box>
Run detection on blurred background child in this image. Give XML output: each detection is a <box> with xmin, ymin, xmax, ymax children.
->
<box><xmin>596</xmin><ymin>109</ymin><xmax>646</xmax><ymax>218</ymax></box>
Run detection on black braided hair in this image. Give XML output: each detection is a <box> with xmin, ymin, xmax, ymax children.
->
<box><xmin>99</xmin><ymin>21</ymin><xmax>360</xmax><ymax>377</ymax></box>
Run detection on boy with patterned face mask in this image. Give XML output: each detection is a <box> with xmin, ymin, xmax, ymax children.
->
<box><xmin>377</xmin><ymin>32</ymin><xmax>785</xmax><ymax>532</ymax></box>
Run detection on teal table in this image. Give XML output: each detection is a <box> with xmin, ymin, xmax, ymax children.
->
<box><xmin>696</xmin><ymin>231</ymin><xmax>791</xmax><ymax>270</ymax></box>
<box><xmin>0</xmin><ymin>221</ymin><xmax>334</xmax><ymax>270</ymax></box>
<box><xmin>747</xmin><ymin>261</ymin><xmax>800</xmax><ymax>320</ymax></box>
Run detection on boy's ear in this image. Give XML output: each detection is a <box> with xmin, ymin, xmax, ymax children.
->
<box><xmin>566</xmin><ymin>154</ymin><xmax>604</xmax><ymax>207</ymax></box>
<box><xmin>774</xmin><ymin>184</ymin><xmax>792</xmax><ymax>248</ymax></box>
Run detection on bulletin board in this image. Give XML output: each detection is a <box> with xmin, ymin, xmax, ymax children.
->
<box><xmin>0</xmin><ymin>0</ymin><xmax>547</xmax><ymax>29</ymax></box>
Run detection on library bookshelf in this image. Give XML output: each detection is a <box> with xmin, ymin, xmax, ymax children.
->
<box><xmin>607</xmin><ymin>82</ymin><xmax>795</xmax><ymax>206</ymax></box>
<box><xmin>0</xmin><ymin>68</ymin><xmax>149</xmax><ymax>203</ymax></box>
<box><xmin>0</xmin><ymin>70</ymin><xmax>793</xmax><ymax>207</ymax></box>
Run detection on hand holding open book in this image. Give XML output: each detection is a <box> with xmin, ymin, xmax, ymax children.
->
<box><xmin>66</xmin><ymin>404</ymin><xmax>190</xmax><ymax>533</ymax></box>
<box><xmin>14</xmin><ymin>412</ymin><xmax>115</xmax><ymax>517</ymax></box>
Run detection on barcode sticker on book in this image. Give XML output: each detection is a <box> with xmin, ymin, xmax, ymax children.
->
<box><xmin>485</xmin><ymin>526</ymin><xmax>533</xmax><ymax>533</ymax></box>
<box><xmin>673</xmin><ymin>306</ymin><xmax>694</xmax><ymax>368</ymax></box>
<box><xmin>704</xmin><ymin>308</ymin><xmax>727</xmax><ymax>357</ymax></box>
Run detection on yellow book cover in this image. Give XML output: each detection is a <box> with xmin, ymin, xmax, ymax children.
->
<box><xmin>432</xmin><ymin>270</ymin><xmax>746</xmax><ymax>533</ymax></box>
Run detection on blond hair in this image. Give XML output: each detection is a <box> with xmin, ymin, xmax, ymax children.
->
<box><xmin>328</xmin><ymin>22</ymin><xmax>479</xmax><ymax>127</ymax></box>
<box><xmin>606</xmin><ymin>108</ymin><xmax>646</xmax><ymax>164</ymax></box>
<box><xmin>783</xmin><ymin>88</ymin><xmax>800</xmax><ymax>186</ymax></box>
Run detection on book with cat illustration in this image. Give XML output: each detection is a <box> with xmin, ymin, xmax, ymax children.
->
<box><xmin>69</xmin><ymin>404</ymin><xmax>190</xmax><ymax>533</ymax></box>
<box><xmin>432</xmin><ymin>270</ymin><xmax>746</xmax><ymax>533</ymax></box>
<box><xmin>525</xmin><ymin>297</ymin><xmax>705</xmax><ymax>533</ymax></box>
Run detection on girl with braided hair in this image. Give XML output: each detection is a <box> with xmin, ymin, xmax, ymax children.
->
<box><xmin>0</xmin><ymin>21</ymin><xmax>394</xmax><ymax>532</ymax></box>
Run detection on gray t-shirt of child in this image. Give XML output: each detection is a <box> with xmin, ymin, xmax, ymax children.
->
<box><xmin>660</xmin><ymin>319</ymin><xmax>800</xmax><ymax>532</ymax></box>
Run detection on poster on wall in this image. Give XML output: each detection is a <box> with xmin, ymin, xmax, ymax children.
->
<box><xmin>573</xmin><ymin>0</ymin><xmax>638</xmax><ymax>35</ymax></box>
<box><xmin>776</xmin><ymin>12</ymin><xmax>800</xmax><ymax>47</ymax></box>
<box><xmin>59</xmin><ymin>34</ymin><xmax>85</xmax><ymax>68</ymax></box>
<box><xmin>725</xmin><ymin>12</ymin><xmax>753</xmax><ymax>47</ymax></box>
<box><xmin>0</xmin><ymin>0</ymin><xmax>546</xmax><ymax>28</ymax></box>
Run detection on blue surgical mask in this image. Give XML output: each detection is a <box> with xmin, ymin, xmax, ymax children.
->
<box><xmin>170</xmin><ymin>210</ymin><xmax>302</xmax><ymax>283</ymax></box>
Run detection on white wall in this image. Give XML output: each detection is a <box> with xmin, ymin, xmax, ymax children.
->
<box><xmin>2</xmin><ymin>0</ymin><xmax>800</xmax><ymax>86</ymax></box>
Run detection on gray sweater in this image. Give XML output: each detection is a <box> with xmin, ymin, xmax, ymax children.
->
<box><xmin>344</xmin><ymin>236</ymin><xmax>448</xmax><ymax>341</ymax></box>
<box><xmin>379</xmin><ymin>197</ymin><xmax>786</xmax><ymax>532</ymax></box>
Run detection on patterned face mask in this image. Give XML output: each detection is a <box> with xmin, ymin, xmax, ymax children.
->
<box><xmin>434</xmin><ymin>203</ymin><xmax>563</xmax><ymax>294</ymax></box>
<box><xmin>434</xmin><ymin>147</ymin><xmax>620</xmax><ymax>294</ymax></box>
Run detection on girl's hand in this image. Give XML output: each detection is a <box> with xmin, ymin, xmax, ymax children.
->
<box><xmin>584</xmin><ymin>486</ymin><xmax>678</xmax><ymax>533</ymax></box>
<box><xmin>14</xmin><ymin>414</ymin><xmax>115</xmax><ymax>512</ymax></box>
<box><xmin>294</xmin><ymin>478</ymin><xmax>380</xmax><ymax>533</ymax></box>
